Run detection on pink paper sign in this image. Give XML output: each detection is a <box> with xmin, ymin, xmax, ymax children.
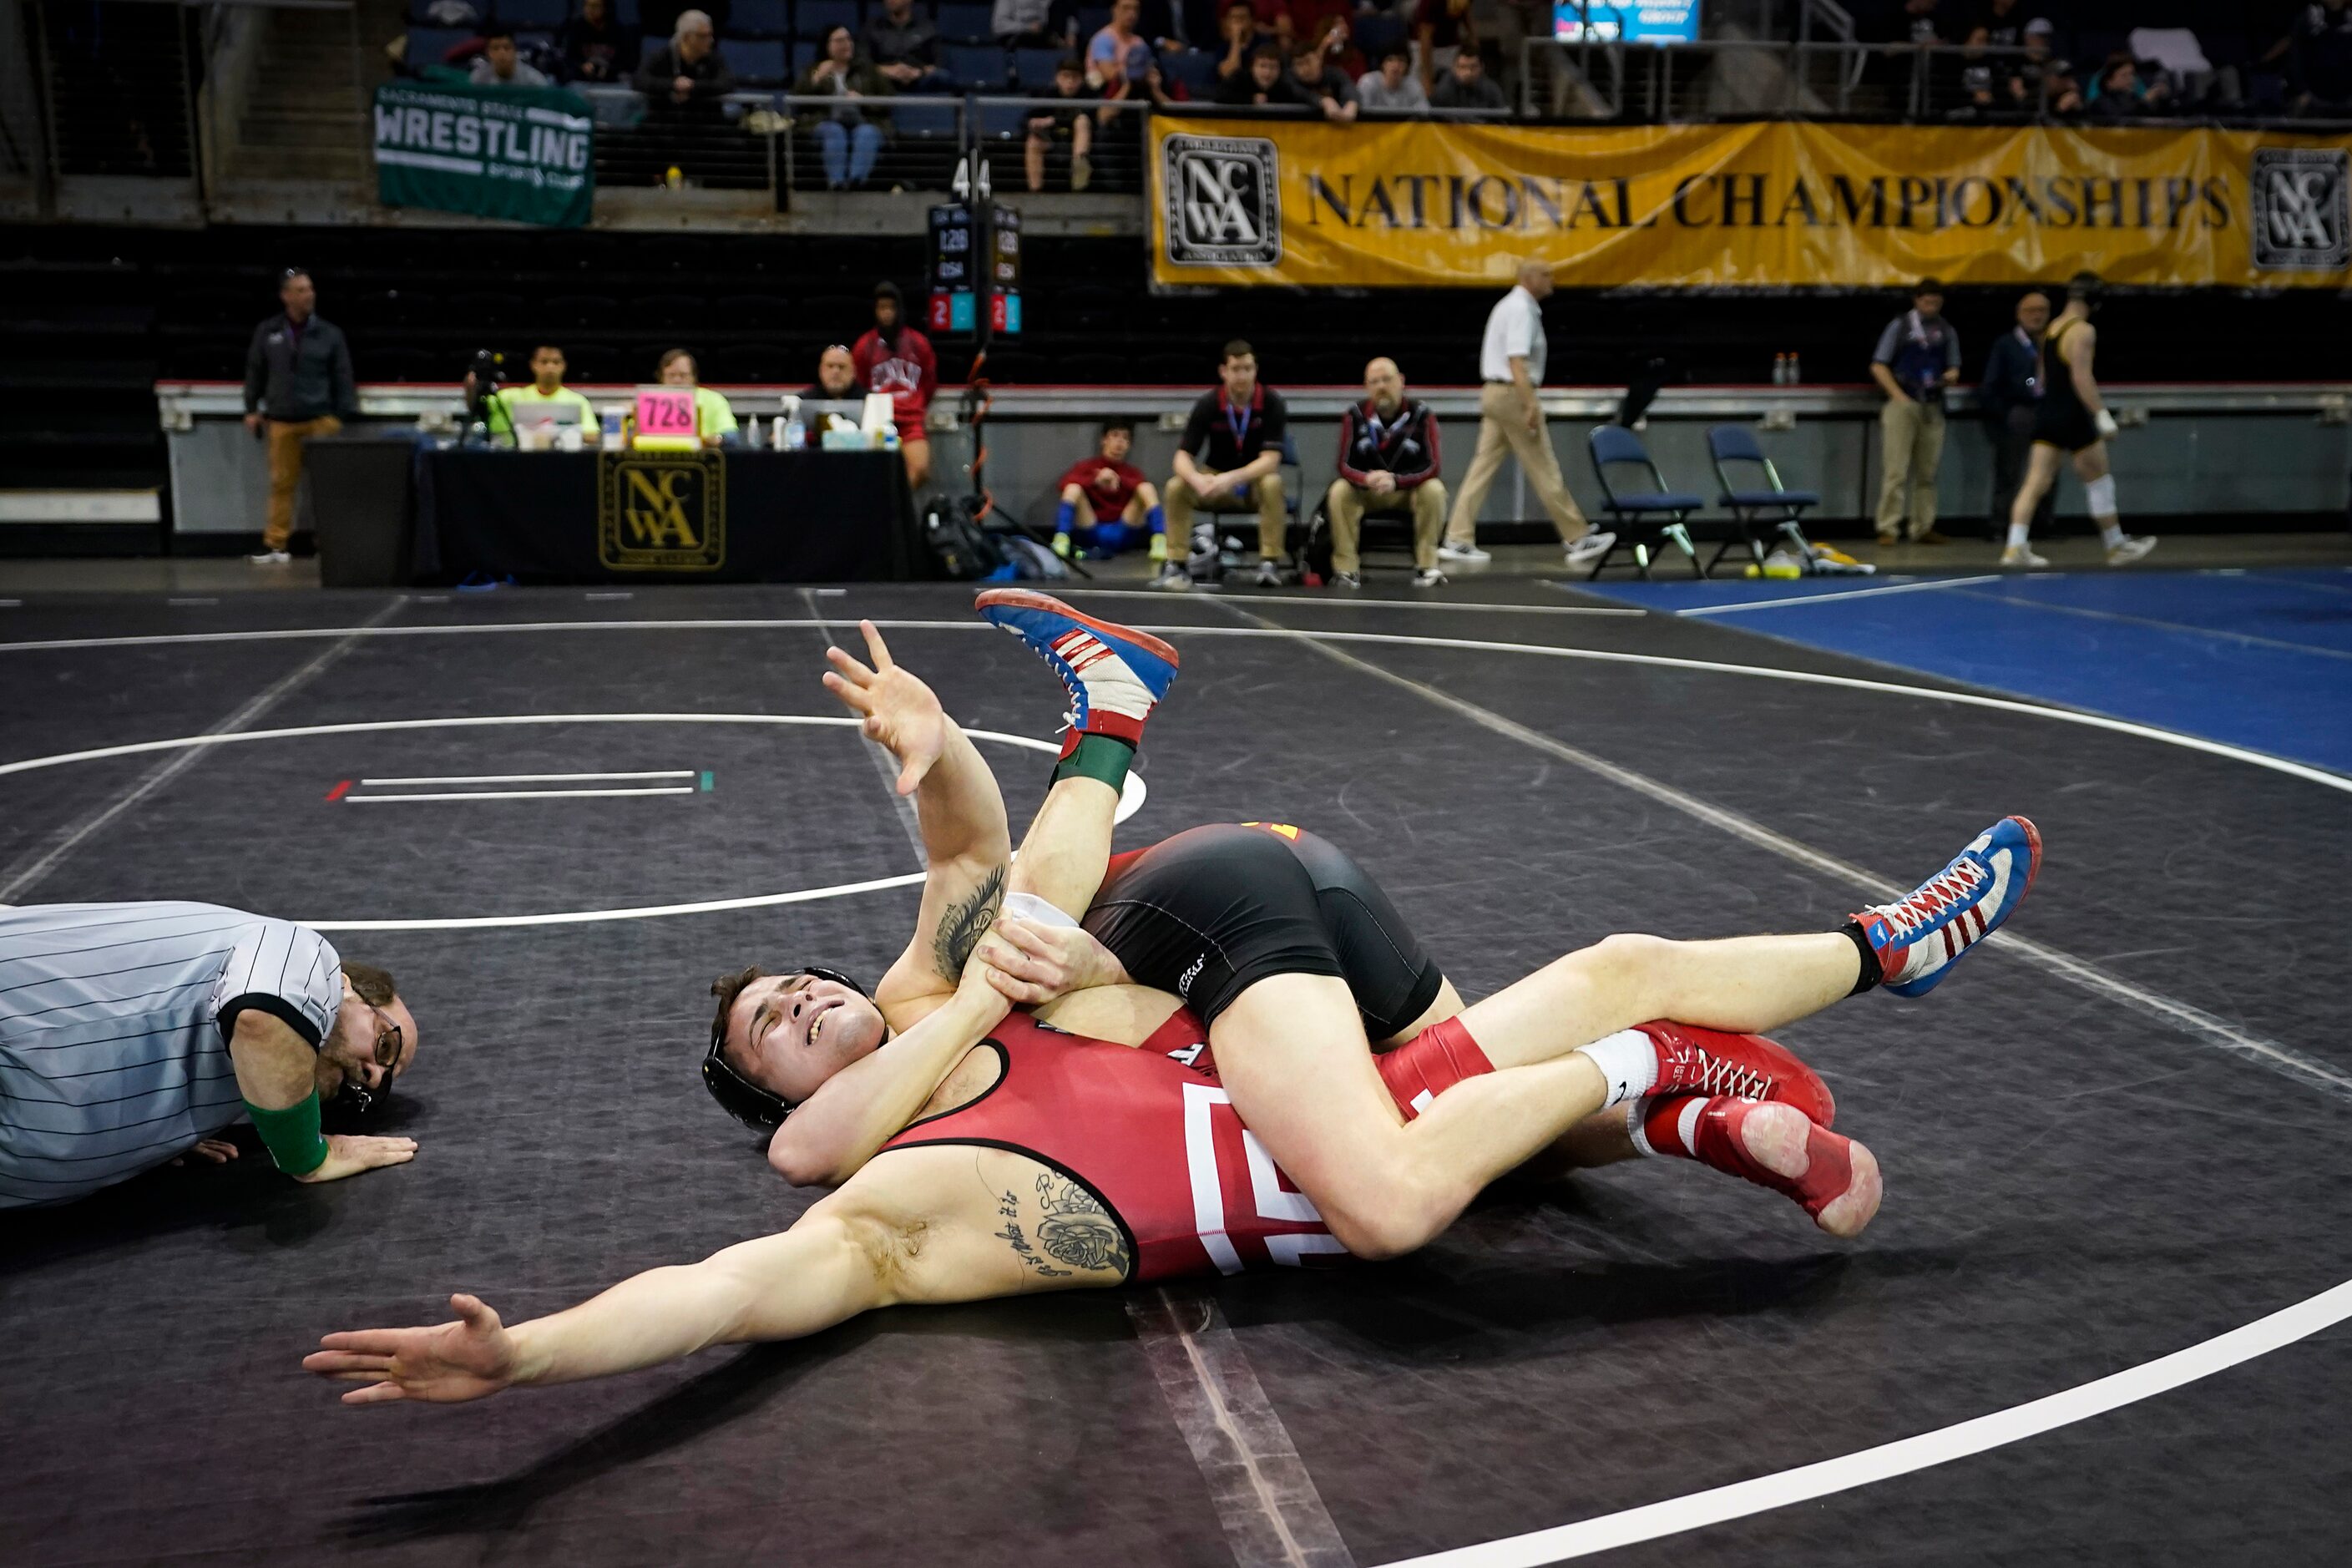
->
<box><xmin>634</xmin><ymin>386</ymin><xmax>697</xmax><ymax>440</ymax></box>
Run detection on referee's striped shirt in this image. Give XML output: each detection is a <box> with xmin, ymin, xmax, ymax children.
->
<box><xmin>0</xmin><ymin>902</ymin><xmax>343</xmax><ymax>1208</ymax></box>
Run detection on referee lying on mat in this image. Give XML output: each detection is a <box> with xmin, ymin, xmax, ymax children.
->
<box><xmin>0</xmin><ymin>903</ymin><xmax>419</xmax><ymax>1207</ymax></box>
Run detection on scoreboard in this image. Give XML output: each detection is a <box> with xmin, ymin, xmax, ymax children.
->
<box><xmin>927</xmin><ymin>158</ymin><xmax>1022</xmax><ymax>337</ymax></box>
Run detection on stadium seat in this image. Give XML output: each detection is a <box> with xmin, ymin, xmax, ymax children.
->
<box><xmin>1075</xmin><ymin>8</ymin><xmax>1109</xmax><ymax>40</ymax></box>
<box><xmin>944</xmin><ymin>43</ymin><xmax>1011</xmax><ymax>89</ymax></box>
<box><xmin>1014</xmin><ymin>47</ymin><xmax>1064</xmax><ymax>88</ymax></box>
<box><xmin>408</xmin><ymin>0</ymin><xmax>479</xmax><ymax>23</ymax></box>
<box><xmin>974</xmin><ymin>100</ymin><xmax>1030</xmax><ymax>136</ymax></box>
<box><xmin>889</xmin><ymin>99</ymin><xmax>960</xmax><ymax>135</ymax></box>
<box><xmin>794</xmin><ymin>0</ymin><xmax>860</xmax><ymax>38</ymax></box>
<box><xmin>1160</xmin><ymin>47</ymin><xmax>1215</xmax><ymax>99</ymax></box>
<box><xmin>1706</xmin><ymin>422</ymin><xmax>1820</xmax><ymax>577</ymax></box>
<box><xmin>493</xmin><ymin>0</ymin><xmax>571</xmax><ymax>28</ymax></box>
<box><xmin>405</xmin><ymin>26</ymin><xmax>474</xmax><ymax>68</ymax></box>
<box><xmin>732</xmin><ymin>0</ymin><xmax>791</xmax><ymax>35</ymax></box>
<box><xmin>1355</xmin><ymin>13</ymin><xmax>1404</xmax><ymax>58</ymax></box>
<box><xmin>1585</xmin><ymin>424</ymin><xmax>1706</xmax><ymax>579</ymax></box>
<box><xmin>546</xmin><ymin>292</ymin><xmax>621</xmax><ymax>329</ymax></box>
<box><xmin>790</xmin><ymin>39</ymin><xmax>817</xmax><ymax>75</ymax></box>
<box><xmin>719</xmin><ymin>37</ymin><xmax>789</xmax><ymax>82</ymax></box>
<box><xmin>937</xmin><ymin>3</ymin><xmax>994</xmax><ymax>43</ymax></box>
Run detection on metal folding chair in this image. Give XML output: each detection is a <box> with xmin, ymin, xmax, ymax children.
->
<box><xmin>1585</xmin><ymin>425</ymin><xmax>1705</xmax><ymax>579</ymax></box>
<box><xmin>1706</xmin><ymin>423</ymin><xmax>1821</xmax><ymax>577</ymax></box>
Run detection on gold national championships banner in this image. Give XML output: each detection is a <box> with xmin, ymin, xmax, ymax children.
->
<box><xmin>1147</xmin><ymin>119</ymin><xmax>2351</xmax><ymax>289</ymax></box>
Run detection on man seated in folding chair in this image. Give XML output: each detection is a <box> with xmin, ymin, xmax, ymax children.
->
<box><xmin>1707</xmin><ymin>423</ymin><xmax>1822</xmax><ymax>579</ymax></box>
<box><xmin>1324</xmin><ymin>357</ymin><xmax>1449</xmax><ymax>589</ymax></box>
<box><xmin>1583</xmin><ymin>424</ymin><xmax>1706</xmax><ymax>579</ymax></box>
<box><xmin>1163</xmin><ymin>340</ymin><xmax>1289</xmax><ymax>589</ymax></box>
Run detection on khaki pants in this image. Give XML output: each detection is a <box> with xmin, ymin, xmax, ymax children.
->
<box><xmin>263</xmin><ymin>414</ymin><xmax>342</xmax><ymax>549</ymax></box>
<box><xmin>1326</xmin><ymin>478</ymin><xmax>1449</xmax><ymax>573</ymax></box>
<box><xmin>1444</xmin><ymin>382</ymin><xmax>1587</xmax><ymax>548</ymax></box>
<box><xmin>1875</xmin><ymin>399</ymin><xmax>1945</xmax><ymax>539</ymax></box>
<box><xmin>1165</xmin><ymin>471</ymin><xmax>1286</xmax><ymax>559</ymax></box>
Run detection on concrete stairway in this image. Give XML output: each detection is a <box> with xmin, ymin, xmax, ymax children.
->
<box><xmin>228</xmin><ymin>0</ymin><xmax>402</xmax><ymax>182</ymax></box>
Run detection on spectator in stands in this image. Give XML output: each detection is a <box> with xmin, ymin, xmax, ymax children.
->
<box><xmin>1089</xmin><ymin>0</ymin><xmax>1152</xmax><ymax>89</ymax></box>
<box><xmin>240</xmin><ymin>268</ymin><xmax>357</xmax><ymax>567</ymax></box>
<box><xmin>1958</xmin><ymin>0</ymin><xmax>2026</xmax><ymax>114</ymax></box>
<box><xmin>852</xmin><ymin>281</ymin><xmax>938</xmax><ymax>490</ymax></box>
<box><xmin>1980</xmin><ymin>290</ymin><xmax>2054</xmax><ymax>544</ymax></box>
<box><xmin>1309</xmin><ymin>15</ymin><xmax>1365</xmax><ymax>80</ymax></box>
<box><xmin>1414</xmin><ymin>0</ymin><xmax>1474</xmax><ymax>96</ymax></box>
<box><xmin>799</xmin><ymin>26</ymin><xmax>891</xmax><ymax>190</ymax></box>
<box><xmin>488</xmin><ymin>345</ymin><xmax>596</xmax><ymax>445</ymax></box>
<box><xmin>994</xmin><ymin>0</ymin><xmax>1053</xmax><ymax>48</ymax></box>
<box><xmin>2088</xmin><ymin>55</ymin><xmax>2171</xmax><ymax>118</ymax></box>
<box><xmin>2016</xmin><ymin>18</ymin><xmax>2082</xmax><ymax>114</ymax></box>
<box><xmin>1429</xmin><ymin>45</ymin><xmax>1506</xmax><ymax>110</ymax></box>
<box><xmin>1870</xmin><ymin>277</ymin><xmax>1960</xmax><ymax>547</ymax></box>
<box><xmin>1216</xmin><ymin>43</ymin><xmax>1297</xmax><ymax>105</ymax></box>
<box><xmin>865</xmin><ymin>0</ymin><xmax>949</xmax><ymax>94</ymax></box>
<box><xmin>1166</xmin><ymin>340</ymin><xmax>1289</xmax><ymax>588</ymax></box>
<box><xmin>633</xmin><ymin>9</ymin><xmax>736</xmax><ymax>169</ymax></box>
<box><xmin>657</xmin><ymin>348</ymin><xmax>740</xmax><ymax>448</ymax></box>
<box><xmin>1052</xmin><ymin>419</ymin><xmax>1168</xmax><ymax>564</ymax></box>
<box><xmin>471</xmin><ymin>27</ymin><xmax>550</xmax><ymax>87</ymax></box>
<box><xmin>1249</xmin><ymin>0</ymin><xmax>1299</xmax><ymax>53</ymax></box>
<box><xmin>558</xmin><ymin>0</ymin><xmax>637</xmax><ymax>84</ymax></box>
<box><xmin>2289</xmin><ymin>0</ymin><xmax>2352</xmax><ymax>114</ymax></box>
<box><xmin>1215</xmin><ymin>0</ymin><xmax>1265</xmax><ymax>81</ymax></box>
<box><xmin>1026</xmin><ymin>58</ymin><xmax>1096</xmax><ymax>192</ymax></box>
<box><xmin>1358</xmin><ymin>41</ymin><xmax>1428</xmax><ymax>111</ymax></box>
<box><xmin>1442</xmin><ymin>260</ymin><xmax>1609</xmax><ymax>571</ymax></box>
<box><xmin>1286</xmin><ymin>38</ymin><xmax>1360</xmax><ymax>120</ymax></box>
<box><xmin>1328</xmin><ymin>357</ymin><xmax>1447</xmax><ymax>589</ymax></box>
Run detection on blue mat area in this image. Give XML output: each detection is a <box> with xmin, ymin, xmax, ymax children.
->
<box><xmin>1580</xmin><ymin>567</ymin><xmax>2352</xmax><ymax>776</ymax></box>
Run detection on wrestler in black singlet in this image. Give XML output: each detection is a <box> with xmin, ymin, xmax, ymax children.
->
<box><xmin>2031</xmin><ymin>316</ymin><xmax>2101</xmax><ymax>453</ymax></box>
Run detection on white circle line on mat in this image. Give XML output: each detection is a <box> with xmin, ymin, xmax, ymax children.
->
<box><xmin>0</xmin><ymin>712</ymin><xmax>1146</xmax><ymax>930</ymax></box>
<box><xmin>3</xmin><ymin>618</ymin><xmax>2341</xmax><ymax>797</ymax></box>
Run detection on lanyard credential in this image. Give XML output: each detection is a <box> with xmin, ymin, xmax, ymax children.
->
<box><xmin>1223</xmin><ymin>397</ymin><xmax>1253</xmax><ymax>448</ymax></box>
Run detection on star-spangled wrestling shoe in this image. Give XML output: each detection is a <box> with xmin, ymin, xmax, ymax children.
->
<box><xmin>975</xmin><ymin>588</ymin><xmax>1181</xmax><ymax>746</ymax></box>
<box><xmin>1853</xmin><ymin>815</ymin><xmax>2041</xmax><ymax>999</ymax></box>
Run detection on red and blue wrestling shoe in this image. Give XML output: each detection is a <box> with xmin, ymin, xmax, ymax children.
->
<box><xmin>975</xmin><ymin>589</ymin><xmax>1181</xmax><ymax>746</ymax></box>
<box><xmin>1854</xmin><ymin>816</ymin><xmax>2041</xmax><ymax>999</ymax></box>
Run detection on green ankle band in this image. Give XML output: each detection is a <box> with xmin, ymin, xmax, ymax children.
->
<box><xmin>1053</xmin><ymin>733</ymin><xmax>1135</xmax><ymax>791</ymax></box>
<box><xmin>245</xmin><ymin>1090</ymin><xmax>330</xmax><ymax>1176</ymax></box>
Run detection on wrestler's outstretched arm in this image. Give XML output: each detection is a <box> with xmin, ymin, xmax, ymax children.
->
<box><xmin>304</xmin><ymin>1150</ymin><xmax>1120</xmax><ymax>1406</ymax></box>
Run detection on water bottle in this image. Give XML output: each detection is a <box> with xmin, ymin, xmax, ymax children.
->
<box><xmin>1788</xmin><ymin>352</ymin><xmax>1802</xmax><ymax>385</ymax></box>
<box><xmin>783</xmin><ymin>413</ymin><xmax>806</xmax><ymax>450</ymax></box>
<box><xmin>1773</xmin><ymin>352</ymin><xmax>1789</xmax><ymax>386</ymax></box>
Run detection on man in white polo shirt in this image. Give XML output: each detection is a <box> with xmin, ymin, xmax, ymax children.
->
<box><xmin>1440</xmin><ymin>259</ymin><xmax>1613</xmax><ymax>569</ymax></box>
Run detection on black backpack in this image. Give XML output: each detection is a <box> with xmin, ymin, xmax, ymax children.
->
<box><xmin>923</xmin><ymin>494</ymin><xmax>1014</xmax><ymax>581</ymax></box>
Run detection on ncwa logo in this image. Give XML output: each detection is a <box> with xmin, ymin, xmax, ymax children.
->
<box><xmin>2250</xmin><ymin>148</ymin><xmax>2349</xmax><ymax>271</ymax></box>
<box><xmin>598</xmin><ymin>451</ymin><xmax>726</xmax><ymax>571</ymax></box>
<box><xmin>1162</xmin><ymin>134</ymin><xmax>1281</xmax><ymax>268</ymax></box>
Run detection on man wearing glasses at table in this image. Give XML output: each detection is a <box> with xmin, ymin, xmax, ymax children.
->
<box><xmin>0</xmin><ymin>903</ymin><xmax>421</xmax><ymax>1207</ymax></box>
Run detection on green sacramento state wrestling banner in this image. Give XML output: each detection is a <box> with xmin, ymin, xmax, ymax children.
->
<box><xmin>374</xmin><ymin>81</ymin><xmax>594</xmax><ymax>228</ymax></box>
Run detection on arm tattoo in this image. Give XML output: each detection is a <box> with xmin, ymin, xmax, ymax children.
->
<box><xmin>931</xmin><ymin>863</ymin><xmax>1005</xmax><ymax>983</ymax></box>
<box><xmin>994</xmin><ymin>1185</ymin><xmax>1070</xmax><ymax>1278</ymax></box>
<box><xmin>1034</xmin><ymin>1173</ymin><xmax>1130</xmax><ymax>1275</ymax></box>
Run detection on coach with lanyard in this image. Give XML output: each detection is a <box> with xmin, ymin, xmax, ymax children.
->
<box><xmin>1164</xmin><ymin>339</ymin><xmax>1290</xmax><ymax>588</ymax></box>
<box><xmin>1869</xmin><ymin>277</ymin><xmax>1962</xmax><ymax>547</ymax></box>
<box><xmin>0</xmin><ymin>903</ymin><xmax>419</xmax><ymax>1208</ymax></box>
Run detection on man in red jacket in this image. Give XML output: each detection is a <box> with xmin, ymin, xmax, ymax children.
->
<box><xmin>851</xmin><ymin>281</ymin><xmax>938</xmax><ymax>490</ymax></box>
<box><xmin>1327</xmin><ymin>356</ymin><xmax>1447</xmax><ymax>589</ymax></box>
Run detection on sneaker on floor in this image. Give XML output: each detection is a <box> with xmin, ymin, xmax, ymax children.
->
<box><xmin>1853</xmin><ymin>815</ymin><xmax>2041</xmax><ymax>999</ymax></box>
<box><xmin>1331</xmin><ymin>569</ymin><xmax>1361</xmax><ymax>589</ymax></box>
<box><xmin>1436</xmin><ymin>541</ymin><xmax>1490</xmax><ymax>564</ymax></box>
<box><xmin>1251</xmin><ymin>559</ymin><xmax>1283</xmax><ymax>587</ymax></box>
<box><xmin>1050</xmin><ymin>532</ymin><xmax>1072</xmax><ymax>559</ymax></box>
<box><xmin>1563</xmin><ymin>530</ymin><xmax>1616</xmax><ymax>569</ymax></box>
<box><xmin>1413</xmin><ymin>567</ymin><xmax>1447</xmax><ymax>588</ymax></box>
<box><xmin>2106</xmin><ymin>534</ymin><xmax>2157</xmax><ymax>565</ymax></box>
<box><xmin>1875</xmin><ymin>529</ymin><xmax>1899</xmax><ymax>547</ymax></box>
<box><xmin>1151</xmin><ymin>562</ymin><xmax>1190</xmax><ymax>592</ymax></box>
<box><xmin>975</xmin><ymin>588</ymin><xmax>1181</xmax><ymax>745</ymax></box>
<box><xmin>2000</xmin><ymin>544</ymin><xmax>2049</xmax><ymax>569</ymax></box>
<box><xmin>247</xmin><ymin>549</ymin><xmax>291</xmax><ymax>565</ymax></box>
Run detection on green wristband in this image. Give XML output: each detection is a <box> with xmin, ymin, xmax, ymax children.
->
<box><xmin>245</xmin><ymin>1090</ymin><xmax>330</xmax><ymax>1176</ymax></box>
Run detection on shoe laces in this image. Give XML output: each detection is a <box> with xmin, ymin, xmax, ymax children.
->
<box><xmin>1692</xmin><ymin>1046</ymin><xmax>1773</xmax><ymax>1101</ymax></box>
<box><xmin>1874</xmin><ymin>857</ymin><xmax>1987</xmax><ymax>941</ymax></box>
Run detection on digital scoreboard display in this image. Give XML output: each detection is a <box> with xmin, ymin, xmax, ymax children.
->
<box><xmin>927</xmin><ymin>202</ymin><xmax>1022</xmax><ymax>336</ymax></box>
<box><xmin>1553</xmin><ymin>2</ymin><xmax>1700</xmax><ymax>44</ymax></box>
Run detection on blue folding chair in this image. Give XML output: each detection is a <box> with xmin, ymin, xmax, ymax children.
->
<box><xmin>731</xmin><ymin>0</ymin><xmax>791</xmax><ymax>35</ymax></box>
<box><xmin>1014</xmin><ymin>47</ymin><xmax>1065</xmax><ymax>88</ymax></box>
<box><xmin>1706</xmin><ymin>422</ymin><xmax>1820</xmax><ymax>577</ymax></box>
<box><xmin>937</xmin><ymin>2</ymin><xmax>995</xmax><ymax>41</ymax></box>
<box><xmin>793</xmin><ymin>0</ymin><xmax>860</xmax><ymax>38</ymax></box>
<box><xmin>1586</xmin><ymin>424</ymin><xmax>1705</xmax><ymax>579</ymax></box>
<box><xmin>718</xmin><ymin>36</ymin><xmax>788</xmax><ymax>83</ymax></box>
<box><xmin>943</xmin><ymin>42</ymin><xmax>1011</xmax><ymax>88</ymax></box>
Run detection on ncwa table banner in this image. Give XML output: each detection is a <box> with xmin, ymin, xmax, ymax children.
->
<box><xmin>374</xmin><ymin>81</ymin><xmax>594</xmax><ymax>228</ymax></box>
<box><xmin>1148</xmin><ymin>118</ymin><xmax>2351</xmax><ymax>289</ymax></box>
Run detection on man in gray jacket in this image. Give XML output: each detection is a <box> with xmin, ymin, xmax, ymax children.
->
<box><xmin>240</xmin><ymin>268</ymin><xmax>358</xmax><ymax>564</ymax></box>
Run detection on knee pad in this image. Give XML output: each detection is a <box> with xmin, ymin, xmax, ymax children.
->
<box><xmin>2084</xmin><ymin>473</ymin><xmax>2117</xmax><ymax>515</ymax></box>
<box><xmin>1375</xmin><ymin>1016</ymin><xmax>1495</xmax><ymax>1120</ymax></box>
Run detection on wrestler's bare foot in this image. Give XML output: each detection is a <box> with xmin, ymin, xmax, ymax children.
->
<box><xmin>1734</xmin><ymin>1100</ymin><xmax>1882</xmax><ymax>1238</ymax></box>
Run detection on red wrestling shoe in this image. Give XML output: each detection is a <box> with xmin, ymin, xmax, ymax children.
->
<box><xmin>1640</xmin><ymin>1095</ymin><xmax>1882</xmax><ymax>1238</ymax></box>
<box><xmin>1631</xmin><ymin>1020</ymin><xmax>1837</xmax><ymax>1128</ymax></box>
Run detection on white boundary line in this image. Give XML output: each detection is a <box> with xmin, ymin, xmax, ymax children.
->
<box><xmin>2</xmin><ymin>617</ymin><xmax>2342</xmax><ymax>796</ymax></box>
<box><xmin>0</xmin><ymin>712</ymin><xmax>1146</xmax><ymax>930</ymax></box>
<box><xmin>346</xmin><ymin>787</ymin><xmax>696</xmax><ymax>802</ymax></box>
<box><xmin>358</xmin><ymin>770</ymin><xmax>696</xmax><ymax>785</ymax></box>
<box><xmin>1670</xmin><ymin>575</ymin><xmax>2003</xmax><ymax>616</ymax></box>
<box><xmin>1062</xmin><ymin>588</ymin><xmax>1646</xmax><ymax>617</ymax></box>
<box><xmin>1375</xmin><ymin>1277</ymin><xmax>2352</xmax><ymax>1567</ymax></box>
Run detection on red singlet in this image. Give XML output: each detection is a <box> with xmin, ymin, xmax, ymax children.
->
<box><xmin>876</xmin><ymin>1008</ymin><xmax>1347</xmax><ymax>1282</ymax></box>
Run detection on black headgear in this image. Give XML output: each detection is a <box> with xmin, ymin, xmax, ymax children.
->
<box><xmin>701</xmin><ymin>964</ymin><xmax>870</xmax><ymax>1130</ymax></box>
